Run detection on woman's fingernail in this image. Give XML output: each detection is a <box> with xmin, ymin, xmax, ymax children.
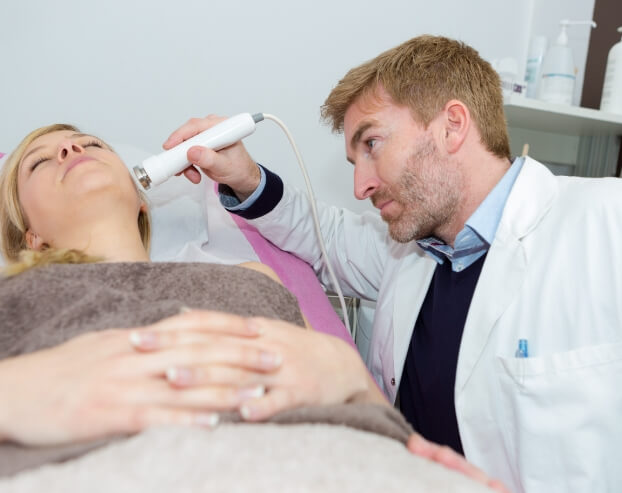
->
<box><xmin>129</xmin><ymin>331</ymin><xmax>158</xmax><ymax>349</ymax></box>
<box><xmin>246</xmin><ymin>319</ymin><xmax>264</xmax><ymax>335</ymax></box>
<box><xmin>238</xmin><ymin>385</ymin><xmax>265</xmax><ymax>400</ymax></box>
<box><xmin>166</xmin><ymin>366</ymin><xmax>193</xmax><ymax>385</ymax></box>
<box><xmin>195</xmin><ymin>413</ymin><xmax>219</xmax><ymax>428</ymax></box>
<box><xmin>260</xmin><ymin>351</ymin><xmax>282</xmax><ymax>368</ymax></box>
<box><xmin>178</xmin><ymin>306</ymin><xmax>192</xmax><ymax>314</ymax></box>
<box><xmin>239</xmin><ymin>405</ymin><xmax>252</xmax><ymax>420</ymax></box>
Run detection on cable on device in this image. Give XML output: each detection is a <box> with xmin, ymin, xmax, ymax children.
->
<box><xmin>261</xmin><ymin>113</ymin><xmax>353</xmax><ymax>338</ymax></box>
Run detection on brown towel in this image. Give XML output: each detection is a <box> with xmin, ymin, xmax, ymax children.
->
<box><xmin>0</xmin><ymin>263</ymin><xmax>412</xmax><ymax>476</ymax></box>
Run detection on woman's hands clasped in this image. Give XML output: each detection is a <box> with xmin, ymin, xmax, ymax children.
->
<box><xmin>0</xmin><ymin>310</ymin><xmax>373</xmax><ymax>447</ymax></box>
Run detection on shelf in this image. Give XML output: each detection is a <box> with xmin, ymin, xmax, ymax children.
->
<box><xmin>504</xmin><ymin>94</ymin><xmax>622</xmax><ymax>136</ymax></box>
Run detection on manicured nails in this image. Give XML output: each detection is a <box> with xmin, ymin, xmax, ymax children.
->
<box><xmin>260</xmin><ymin>351</ymin><xmax>282</xmax><ymax>369</ymax></box>
<box><xmin>238</xmin><ymin>386</ymin><xmax>264</xmax><ymax>421</ymax></box>
<box><xmin>239</xmin><ymin>405</ymin><xmax>252</xmax><ymax>420</ymax></box>
<box><xmin>129</xmin><ymin>331</ymin><xmax>158</xmax><ymax>350</ymax></box>
<box><xmin>238</xmin><ymin>385</ymin><xmax>265</xmax><ymax>400</ymax></box>
<box><xmin>245</xmin><ymin>319</ymin><xmax>265</xmax><ymax>335</ymax></box>
<box><xmin>166</xmin><ymin>366</ymin><xmax>194</xmax><ymax>385</ymax></box>
<box><xmin>195</xmin><ymin>413</ymin><xmax>219</xmax><ymax>428</ymax></box>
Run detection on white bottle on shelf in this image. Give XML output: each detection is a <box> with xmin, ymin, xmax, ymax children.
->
<box><xmin>600</xmin><ymin>27</ymin><xmax>622</xmax><ymax>115</ymax></box>
<box><xmin>538</xmin><ymin>20</ymin><xmax>596</xmax><ymax>105</ymax></box>
<box><xmin>525</xmin><ymin>35</ymin><xmax>548</xmax><ymax>98</ymax></box>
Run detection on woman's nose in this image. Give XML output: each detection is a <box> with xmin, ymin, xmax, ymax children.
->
<box><xmin>57</xmin><ymin>141</ymin><xmax>84</xmax><ymax>162</ymax></box>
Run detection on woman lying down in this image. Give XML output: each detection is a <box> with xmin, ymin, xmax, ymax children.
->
<box><xmin>0</xmin><ymin>124</ymin><xmax>507</xmax><ymax>491</ymax></box>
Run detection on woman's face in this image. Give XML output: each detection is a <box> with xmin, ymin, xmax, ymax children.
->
<box><xmin>16</xmin><ymin>130</ymin><xmax>142</xmax><ymax>249</ymax></box>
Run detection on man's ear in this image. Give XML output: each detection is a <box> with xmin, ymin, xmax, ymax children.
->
<box><xmin>25</xmin><ymin>229</ymin><xmax>45</xmax><ymax>251</ymax></box>
<box><xmin>441</xmin><ymin>100</ymin><xmax>470</xmax><ymax>154</ymax></box>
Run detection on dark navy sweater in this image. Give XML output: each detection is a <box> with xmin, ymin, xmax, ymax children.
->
<box><xmin>398</xmin><ymin>253</ymin><xmax>487</xmax><ymax>454</ymax></box>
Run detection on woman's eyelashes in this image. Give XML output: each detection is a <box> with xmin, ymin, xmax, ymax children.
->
<box><xmin>30</xmin><ymin>156</ymin><xmax>51</xmax><ymax>172</ymax></box>
<box><xmin>83</xmin><ymin>140</ymin><xmax>104</xmax><ymax>149</ymax></box>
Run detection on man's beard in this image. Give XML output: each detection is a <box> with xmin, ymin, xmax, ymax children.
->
<box><xmin>372</xmin><ymin>137</ymin><xmax>461</xmax><ymax>243</ymax></box>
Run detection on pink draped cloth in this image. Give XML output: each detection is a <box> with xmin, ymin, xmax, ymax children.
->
<box><xmin>229</xmin><ymin>214</ymin><xmax>355</xmax><ymax>348</ymax></box>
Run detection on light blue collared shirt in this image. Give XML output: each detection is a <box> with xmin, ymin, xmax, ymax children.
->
<box><xmin>417</xmin><ymin>157</ymin><xmax>524</xmax><ymax>272</ymax></box>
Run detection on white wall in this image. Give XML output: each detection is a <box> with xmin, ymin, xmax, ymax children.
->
<box><xmin>0</xmin><ymin>0</ymin><xmax>594</xmax><ymax>212</ymax></box>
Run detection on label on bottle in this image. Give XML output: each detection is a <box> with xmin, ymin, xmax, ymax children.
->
<box><xmin>539</xmin><ymin>73</ymin><xmax>575</xmax><ymax>105</ymax></box>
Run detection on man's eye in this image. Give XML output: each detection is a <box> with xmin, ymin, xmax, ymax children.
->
<box><xmin>366</xmin><ymin>139</ymin><xmax>377</xmax><ymax>149</ymax></box>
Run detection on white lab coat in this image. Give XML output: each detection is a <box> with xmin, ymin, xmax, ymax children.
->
<box><xmin>249</xmin><ymin>157</ymin><xmax>622</xmax><ymax>492</ymax></box>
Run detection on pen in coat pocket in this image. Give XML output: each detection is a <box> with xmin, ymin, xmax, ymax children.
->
<box><xmin>515</xmin><ymin>339</ymin><xmax>529</xmax><ymax>358</ymax></box>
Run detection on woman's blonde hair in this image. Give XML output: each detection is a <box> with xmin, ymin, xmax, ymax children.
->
<box><xmin>0</xmin><ymin>124</ymin><xmax>151</xmax><ymax>274</ymax></box>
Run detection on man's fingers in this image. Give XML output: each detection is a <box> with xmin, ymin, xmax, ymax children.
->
<box><xmin>487</xmin><ymin>479</ymin><xmax>512</xmax><ymax>493</ymax></box>
<box><xmin>407</xmin><ymin>434</ymin><xmax>489</xmax><ymax>483</ymax></box>
<box><xmin>182</xmin><ymin>165</ymin><xmax>202</xmax><ymax>183</ymax></box>
<box><xmin>162</xmin><ymin>115</ymin><xmax>226</xmax><ymax>150</ymax></box>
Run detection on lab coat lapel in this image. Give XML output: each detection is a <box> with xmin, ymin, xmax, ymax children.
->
<box><xmin>454</xmin><ymin>157</ymin><xmax>557</xmax><ymax>394</ymax></box>
<box><xmin>454</xmin><ymin>232</ymin><xmax>525</xmax><ymax>393</ymax></box>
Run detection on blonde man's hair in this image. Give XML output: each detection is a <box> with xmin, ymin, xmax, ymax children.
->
<box><xmin>0</xmin><ymin>124</ymin><xmax>151</xmax><ymax>274</ymax></box>
<box><xmin>321</xmin><ymin>35</ymin><xmax>510</xmax><ymax>160</ymax></box>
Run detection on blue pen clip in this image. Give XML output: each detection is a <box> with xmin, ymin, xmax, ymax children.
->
<box><xmin>515</xmin><ymin>339</ymin><xmax>528</xmax><ymax>358</ymax></box>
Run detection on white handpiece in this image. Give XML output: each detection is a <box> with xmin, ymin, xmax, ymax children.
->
<box><xmin>134</xmin><ymin>112</ymin><xmax>263</xmax><ymax>190</ymax></box>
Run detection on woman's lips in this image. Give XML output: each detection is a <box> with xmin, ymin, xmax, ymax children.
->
<box><xmin>63</xmin><ymin>156</ymin><xmax>94</xmax><ymax>177</ymax></box>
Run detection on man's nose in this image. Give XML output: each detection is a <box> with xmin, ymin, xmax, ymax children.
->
<box><xmin>57</xmin><ymin>141</ymin><xmax>84</xmax><ymax>162</ymax></box>
<box><xmin>353</xmin><ymin>161</ymin><xmax>380</xmax><ymax>200</ymax></box>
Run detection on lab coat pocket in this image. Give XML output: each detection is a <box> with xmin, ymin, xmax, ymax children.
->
<box><xmin>495</xmin><ymin>341</ymin><xmax>622</xmax><ymax>493</ymax></box>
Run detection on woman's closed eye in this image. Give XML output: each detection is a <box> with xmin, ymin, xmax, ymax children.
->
<box><xmin>83</xmin><ymin>139</ymin><xmax>104</xmax><ymax>149</ymax></box>
<box><xmin>30</xmin><ymin>156</ymin><xmax>51</xmax><ymax>172</ymax></box>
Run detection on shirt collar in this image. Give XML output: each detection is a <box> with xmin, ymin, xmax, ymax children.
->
<box><xmin>416</xmin><ymin>157</ymin><xmax>524</xmax><ymax>268</ymax></box>
<box><xmin>464</xmin><ymin>156</ymin><xmax>524</xmax><ymax>245</ymax></box>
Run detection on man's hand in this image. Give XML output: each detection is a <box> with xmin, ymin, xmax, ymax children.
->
<box><xmin>163</xmin><ymin>115</ymin><xmax>261</xmax><ymax>200</ymax></box>
<box><xmin>407</xmin><ymin>434</ymin><xmax>511</xmax><ymax>492</ymax></box>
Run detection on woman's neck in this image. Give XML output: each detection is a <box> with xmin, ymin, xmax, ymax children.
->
<box><xmin>55</xmin><ymin>217</ymin><xmax>150</xmax><ymax>263</ymax></box>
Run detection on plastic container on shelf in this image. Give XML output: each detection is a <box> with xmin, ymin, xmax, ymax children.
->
<box><xmin>600</xmin><ymin>27</ymin><xmax>622</xmax><ymax>115</ymax></box>
<box><xmin>525</xmin><ymin>35</ymin><xmax>548</xmax><ymax>98</ymax></box>
<box><xmin>538</xmin><ymin>20</ymin><xmax>596</xmax><ymax>105</ymax></box>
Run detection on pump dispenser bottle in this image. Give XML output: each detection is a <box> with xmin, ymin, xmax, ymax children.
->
<box><xmin>600</xmin><ymin>27</ymin><xmax>622</xmax><ymax>115</ymax></box>
<box><xmin>538</xmin><ymin>20</ymin><xmax>597</xmax><ymax>105</ymax></box>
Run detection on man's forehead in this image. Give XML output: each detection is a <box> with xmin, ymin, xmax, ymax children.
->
<box><xmin>346</xmin><ymin>87</ymin><xmax>393</xmax><ymax>119</ymax></box>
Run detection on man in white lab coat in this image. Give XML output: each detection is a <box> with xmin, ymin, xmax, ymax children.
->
<box><xmin>168</xmin><ymin>35</ymin><xmax>622</xmax><ymax>493</ymax></box>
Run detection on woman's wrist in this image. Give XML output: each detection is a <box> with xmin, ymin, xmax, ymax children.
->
<box><xmin>336</xmin><ymin>341</ymin><xmax>386</xmax><ymax>406</ymax></box>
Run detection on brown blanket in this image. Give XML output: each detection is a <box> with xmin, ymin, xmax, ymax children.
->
<box><xmin>0</xmin><ymin>263</ymin><xmax>412</xmax><ymax>477</ymax></box>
